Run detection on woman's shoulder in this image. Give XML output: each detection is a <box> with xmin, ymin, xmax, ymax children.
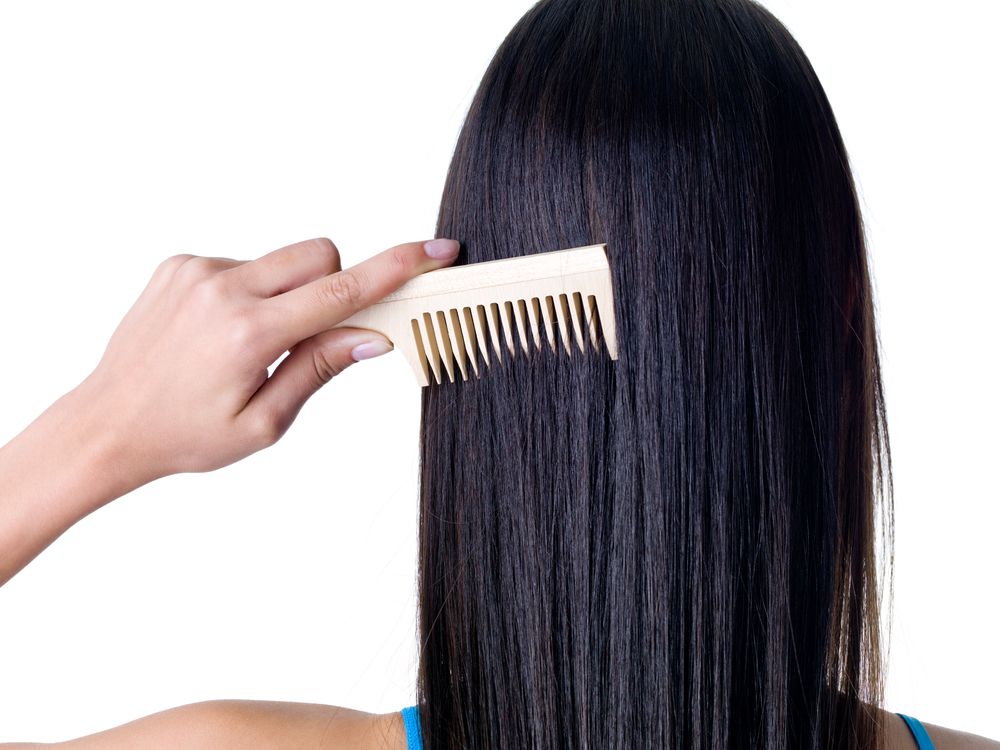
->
<box><xmin>0</xmin><ymin>701</ymin><xmax>409</xmax><ymax>750</ymax></box>
<box><xmin>922</xmin><ymin>720</ymin><xmax>1000</xmax><ymax>749</ymax></box>
<box><xmin>10</xmin><ymin>702</ymin><xmax>993</xmax><ymax>750</ymax></box>
<box><xmin>879</xmin><ymin>707</ymin><xmax>1000</xmax><ymax>750</ymax></box>
<box><xmin>201</xmin><ymin>702</ymin><xmax>407</xmax><ymax>750</ymax></box>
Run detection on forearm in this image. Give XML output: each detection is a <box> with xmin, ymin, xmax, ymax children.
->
<box><xmin>0</xmin><ymin>379</ymin><xmax>144</xmax><ymax>586</ymax></box>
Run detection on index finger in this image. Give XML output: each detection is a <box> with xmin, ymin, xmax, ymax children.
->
<box><xmin>261</xmin><ymin>238</ymin><xmax>461</xmax><ymax>349</ymax></box>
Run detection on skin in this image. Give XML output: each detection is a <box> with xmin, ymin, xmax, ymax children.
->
<box><xmin>0</xmin><ymin>236</ymin><xmax>995</xmax><ymax>749</ymax></box>
<box><xmin>0</xmin><ymin>236</ymin><xmax>453</xmax><ymax>748</ymax></box>
<box><xmin>0</xmin><ymin>235</ymin><xmax>459</xmax><ymax>587</ymax></box>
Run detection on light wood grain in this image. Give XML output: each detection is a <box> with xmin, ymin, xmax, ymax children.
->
<box><xmin>336</xmin><ymin>244</ymin><xmax>619</xmax><ymax>386</ymax></box>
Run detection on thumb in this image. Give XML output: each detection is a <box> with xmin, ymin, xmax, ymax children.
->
<box><xmin>239</xmin><ymin>327</ymin><xmax>393</xmax><ymax>440</ymax></box>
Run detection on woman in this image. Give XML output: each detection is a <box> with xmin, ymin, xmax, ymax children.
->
<box><xmin>1</xmin><ymin>0</ymin><xmax>995</xmax><ymax>748</ymax></box>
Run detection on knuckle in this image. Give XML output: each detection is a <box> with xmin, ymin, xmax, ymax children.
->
<box><xmin>311</xmin><ymin>347</ymin><xmax>345</xmax><ymax>384</ymax></box>
<box><xmin>310</xmin><ymin>237</ymin><xmax>340</xmax><ymax>269</ymax></box>
<box><xmin>226</xmin><ymin>309</ymin><xmax>260</xmax><ymax>352</ymax></box>
<box><xmin>157</xmin><ymin>253</ymin><xmax>195</xmax><ymax>275</ymax></box>
<box><xmin>318</xmin><ymin>269</ymin><xmax>364</xmax><ymax>308</ymax></box>
<box><xmin>247</xmin><ymin>408</ymin><xmax>284</xmax><ymax>446</ymax></box>
<box><xmin>191</xmin><ymin>275</ymin><xmax>228</xmax><ymax>308</ymax></box>
<box><xmin>176</xmin><ymin>255</ymin><xmax>216</xmax><ymax>283</ymax></box>
<box><xmin>189</xmin><ymin>277</ymin><xmax>265</xmax><ymax>355</ymax></box>
<box><xmin>389</xmin><ymin>245</ymin><xmax>415</xmax><ymax>274</ymax></box>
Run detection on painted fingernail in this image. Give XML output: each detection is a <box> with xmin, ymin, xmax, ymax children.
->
<box><xmin>351</xmin><ymin>339</ymin><xmax>394</xmax><ymax>361</ymax></box>
<box><xmin>424</xmin><ymin>238</ymin><xmax>460</xmax><ymax>260</ymax></box>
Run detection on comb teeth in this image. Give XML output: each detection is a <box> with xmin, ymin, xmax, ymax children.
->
<box><xmin>334</xmin><ymin>243</ymin><xmax>619</xmax><ymax>386</ymax></box>
<box><xmin>408</xmin><ymin>292</ymin><xmax>608</xmax><ymax>385</ymax></box>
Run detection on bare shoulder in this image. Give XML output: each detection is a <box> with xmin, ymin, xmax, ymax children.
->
<box><xmin>879</xmin><ymin>707</ymin><xmax>1000</xmax><ymax>749</ymax></box>
<box><xmin>6</xmin><ymin>703</ymin><xmax>997</xmax><ymax>749</ymax></box>
<box><xmin>0</xmin><ymin>701</ymin><xmax>407</xmax><ymax>750</ymax></box>
<box><xmin>923</xmin><ymin>720</ymin><xmax>1000</xmax><ymax>750</ymax></box>
<box><xmin>204</xmin><ymin>701</ymin><xmax>407</xmax><ymax>750</ymax></box>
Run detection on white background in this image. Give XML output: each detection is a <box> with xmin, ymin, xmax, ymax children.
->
<box><xmin>0</xmin><ymin>0</ymin><xmax>997</xmax><ymax>743</ymax></box>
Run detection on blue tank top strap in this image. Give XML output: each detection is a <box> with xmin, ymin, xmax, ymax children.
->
<box><xmin>896</xmin><ymin>712</ymin><xmax>935</xmax><ymax>749</ymax></box>
<box><xmin>401</xmin><ymin>704</ymin><xmax>424</xmax><ymax>750</ymax></box>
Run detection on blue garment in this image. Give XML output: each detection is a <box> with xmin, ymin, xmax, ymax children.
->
<box><xmin>400</xmin><ymin>705</ymin><xmax>934</xmax><ymax>749</ymax></box>
<box><xmin>401</xmin><ymin>704</ymin><xmax>424</xmax><ymax>750</ymax></box>
<box><xmin>897</xmin><ymin>712</ymin><xmax>936</xmax><ymax>749</ymax></box>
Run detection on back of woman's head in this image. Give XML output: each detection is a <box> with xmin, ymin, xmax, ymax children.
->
<box><xmin>417</xmin><ymin>0</ymin><xmax>892</xmax><ymax>747</ymax></box>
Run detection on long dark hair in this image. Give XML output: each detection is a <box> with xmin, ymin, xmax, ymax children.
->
<box><xmin>416</xmin><ymin>0</ymin><xmax>893</xmax><ymax>747</ymax></box>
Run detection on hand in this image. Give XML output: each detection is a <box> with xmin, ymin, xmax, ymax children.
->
<box><xmin>77</xmin><ymin>236</ymin><xmax>460</xmax><ymax>486</ymax></box>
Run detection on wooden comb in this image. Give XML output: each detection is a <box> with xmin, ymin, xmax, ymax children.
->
<box><xmin>335</xmin><ymin>243</ymin><xmax>619</xmax><ymax>386</ymax></box>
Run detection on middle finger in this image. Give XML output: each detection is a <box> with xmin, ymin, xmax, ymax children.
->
<box><xmin>228</xmin><ymin>237</ymin><xmax>342</xmax><ymax>297</ymax></box>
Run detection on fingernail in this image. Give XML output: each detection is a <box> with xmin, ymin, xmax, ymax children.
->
<box><xmin>351</xmin><ymin>338</ymin><xmax>394</xmax><ymax>361</ymax></box>
<box><xmin>424</xmin><ymin>238</ymin><xmax>460</xmax><ymax>260</ymax></box>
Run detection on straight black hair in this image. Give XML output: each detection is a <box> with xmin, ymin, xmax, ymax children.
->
<box><xmin>417</xmin><ymin>1</ymin><xmax>893</xmax><ymax>747</ymax></box>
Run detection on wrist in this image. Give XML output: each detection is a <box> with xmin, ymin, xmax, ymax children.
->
<box><xmin>0</xmin><ymin>378</ymin><xmax>153</xmax><ymax>584</ymax></box>
<box><xmin>62</xmin><ymin>375</ymin><xmax>159</xmax><ymax>504</ymax></box>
